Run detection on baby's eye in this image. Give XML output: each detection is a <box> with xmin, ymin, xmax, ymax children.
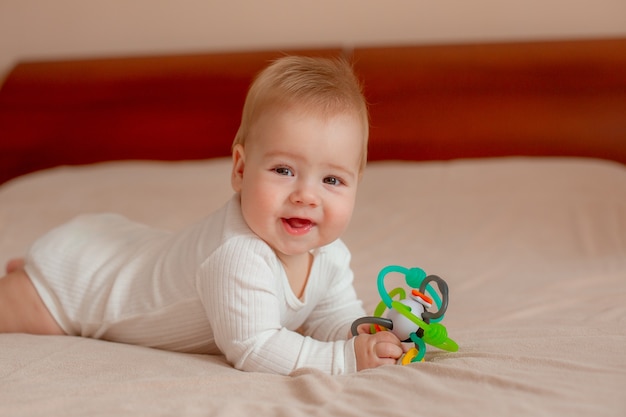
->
<box><xmin>274</xmin><ymin>167</ymin><xmax>294</xmax><ymax>176</ymax></box>
<box><xmin>323</xmin><ymin>176</ymin><xmax>343</xmax><ymax>186</ymax></box>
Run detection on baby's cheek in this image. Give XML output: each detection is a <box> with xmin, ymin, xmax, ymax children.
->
<box><xmin>326</xmin><ymin>206</ymin><xmax>354</xmax><ymax>238</ymax></box>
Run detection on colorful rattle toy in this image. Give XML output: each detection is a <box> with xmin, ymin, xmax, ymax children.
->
<box><xmin>351</xmin><ymin>265</ymin><xmax>458</xmax><ymax>364</ymax></box>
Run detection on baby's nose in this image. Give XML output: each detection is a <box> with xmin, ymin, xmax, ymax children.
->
<box><xmin>290</xmin><ymin>182</ymin><xmax>320</xmax><ymax>206</ymax></box>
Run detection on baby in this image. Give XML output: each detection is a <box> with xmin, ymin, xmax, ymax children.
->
<box><xmin>0</xmin><ymin>56</ymin><xmax>405</xmax><ymax>375</ymax></box>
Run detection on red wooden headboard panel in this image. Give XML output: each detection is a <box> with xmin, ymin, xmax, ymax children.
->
<box><xmin>0</xmin><ymin>49</ymin><xmax>342</xmax><ymax>184</ymax></box>
<box><xmin>1</xmin><ymin>38</ymin><xmax>625</xmax><ymax>184</ymax></box>
<box><xmin>355</xmin><ymin>38</ymin><xmax>626</xmax><ymax>164</ymax></box>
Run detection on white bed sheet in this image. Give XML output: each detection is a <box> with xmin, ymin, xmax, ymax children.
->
<box><xmin>1</xmin><ymin>157</ymin><xmax>625</xmax><ymax>416</ymax></box>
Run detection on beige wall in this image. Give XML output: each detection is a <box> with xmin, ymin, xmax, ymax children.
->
<box><xmin>1</xmin><ymin>0</ymin><xmax>626</xmax><ymax>79</ymax></box>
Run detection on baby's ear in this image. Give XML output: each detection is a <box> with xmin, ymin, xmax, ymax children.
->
<box><xmin>231</xmin><ymin>144</ymin><xmax>246</xmax><ymax>192</ymax></box>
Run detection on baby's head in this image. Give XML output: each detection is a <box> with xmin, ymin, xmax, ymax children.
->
<box><xmin>231</xmin><ymin>56</ymin><xmax>369</xmax><ymax>258</ymax></box>
<box><xmin>233</xmin><ymin>55</ymin><xmax>369</xmax><ymax>172</ymax></box>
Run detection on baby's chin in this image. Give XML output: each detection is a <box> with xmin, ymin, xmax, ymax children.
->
<box><xmin>264</xmin><ymin>228</ymin><xmax>342</xmax><ymax>258</ymax></box>
<box><xmin>272</xmin><ymin>245</ymin><xmax>316</xmax><ymax>259</ymax></box>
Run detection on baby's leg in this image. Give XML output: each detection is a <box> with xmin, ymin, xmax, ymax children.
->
<box><xmin>0</xmin><ymin>267</ymin><xmax>65</xmax><ymax>335</ymax></box>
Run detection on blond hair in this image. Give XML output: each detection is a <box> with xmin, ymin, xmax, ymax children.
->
<box><xmin>233</xmin><ymin>55</ymin><xmax>369</xmax><ymax>171</ymax></box>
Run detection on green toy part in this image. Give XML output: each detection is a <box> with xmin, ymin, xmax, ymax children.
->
<box><xmin>376</xmin><ymin>265</ymin><xmax>458</xmax><ymax>358</ymax></box>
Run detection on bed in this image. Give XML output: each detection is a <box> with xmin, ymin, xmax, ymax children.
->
<box><xmin>1</xmin><ymin>38</ymin><xmax>625</xmax><ymax>416</ymax></box>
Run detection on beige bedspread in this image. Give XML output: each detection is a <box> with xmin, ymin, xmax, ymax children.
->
<box><xmin>1</xmin><ymin>157</ymin><xmax>625</xmax><ymax>416</ymax></box>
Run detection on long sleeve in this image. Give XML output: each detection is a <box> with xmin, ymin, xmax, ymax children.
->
<box><xmin>197</xmin><ymin>236</ymin><xmax>361</xmax><ymax>375</ymax></box>
<box><xmin>298</xmin><ymin>241</ymin><xmax>366</xmax><ymax>342</ymax></box>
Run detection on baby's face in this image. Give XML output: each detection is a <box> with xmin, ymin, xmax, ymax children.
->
<box><xmin>231</xmin><ymin>106</ymin><xmax>364</xmax><ymax>261</ymax></box>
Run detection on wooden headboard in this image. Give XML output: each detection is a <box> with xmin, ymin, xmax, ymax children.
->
<box><xmin>1</xmin><ymin>38</ymin><xmax>625</xmax><ymax>184</ymax></box>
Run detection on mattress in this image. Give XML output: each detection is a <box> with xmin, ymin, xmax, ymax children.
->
<box><xmin>1</xmin><ymin>156</ymin><xmax>624</xmax><ymax>416</ymax></box>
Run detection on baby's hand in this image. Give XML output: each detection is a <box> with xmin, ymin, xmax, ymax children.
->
<box><xmin>353</xmin><ymin>329</ymin><xmax>404</xmax><ymax>371</ymax></box>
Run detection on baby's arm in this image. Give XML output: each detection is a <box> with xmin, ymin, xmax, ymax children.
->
<box><xmin>295</xmin><ymin>242</ymin><xmax>405</xmax><ymax>370</ymax></box>
<box><xmin>200</xmin><ymin>242</ymin><xmax>357</xmax><ymax>374</ymax></box>
<box><xmin>200</xmin><ymin>239</ymin><xmax>403</xmax><ymax>374</ymax></box>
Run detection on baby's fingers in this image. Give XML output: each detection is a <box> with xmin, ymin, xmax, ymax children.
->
<box><xmin>355</xmin><ymin>322</ymin><xmax>373</xmax><ymax>335</ymax></box>
<box><xmin>354</xmin><ymin>331</ymin><xmax>406</xmax><ymax>370</ymax></box>
<box><xmin>372</xmin><ymin>331</ymin><xmax>403</xmax><ymax>359</ymax></box>
<box><xmin>375</xmin><ymin>340</ymin><xmax>404</xmax><ymax>360</ymax></box>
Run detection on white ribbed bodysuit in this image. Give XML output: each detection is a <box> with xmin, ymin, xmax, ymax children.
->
<box><xmin>24</xmin><ymin>195</ymin><xmax>365</xmax><ymax>375</ymax></box>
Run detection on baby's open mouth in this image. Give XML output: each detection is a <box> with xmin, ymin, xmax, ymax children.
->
<box><xmin>282</xmin><ymin>218</ymin><xmax>315</xmax><ymax>234</ymax></box>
